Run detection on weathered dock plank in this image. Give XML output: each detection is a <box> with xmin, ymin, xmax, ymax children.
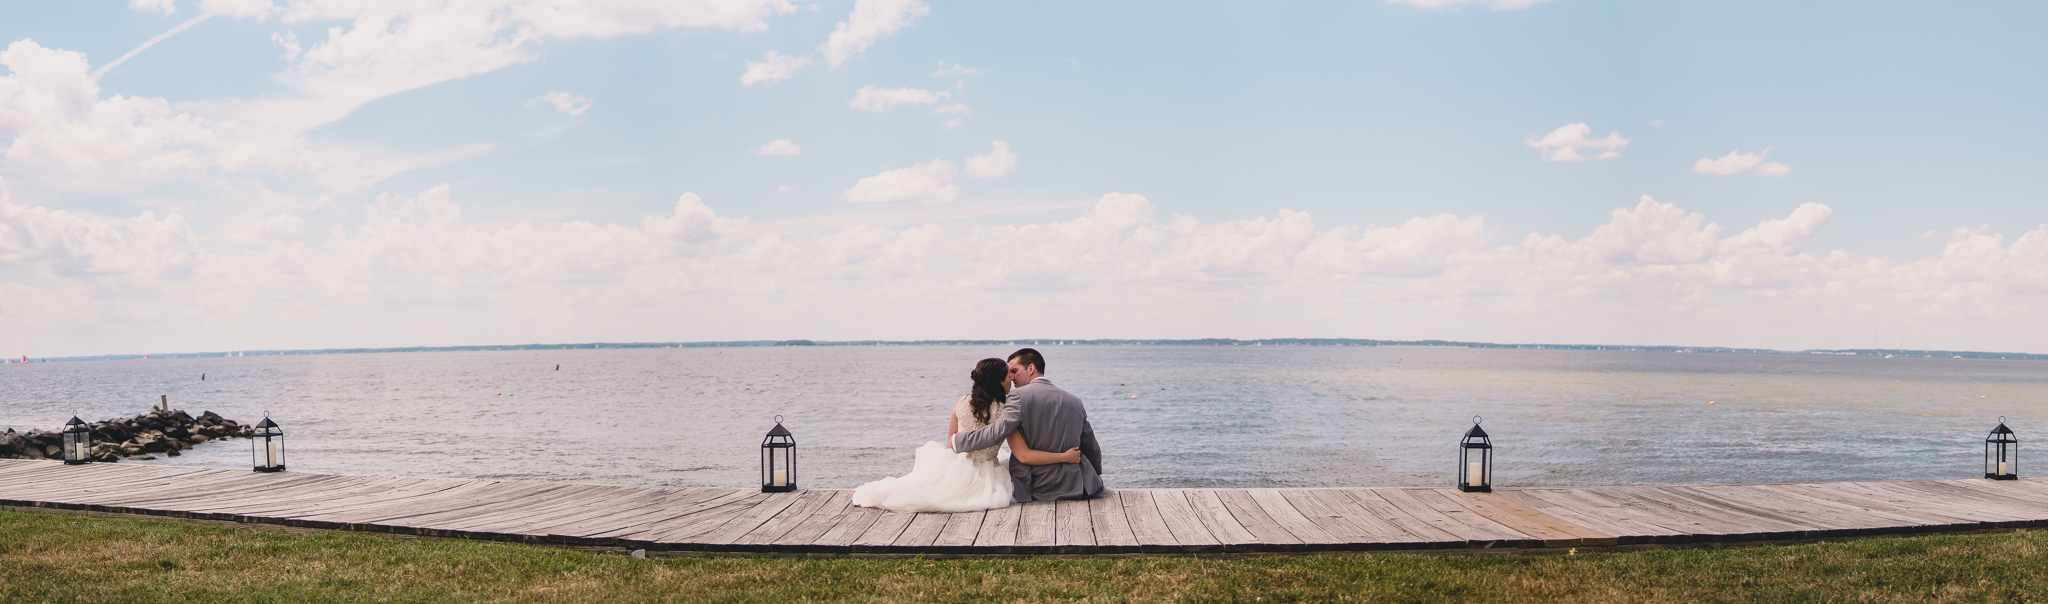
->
<box><xmin>813</xmin><ymin>504</ymin><xmax>884</xmax><ymax>548</ymax></box>
<box><xmin>1055</xmin><ymin>499</ymin><xmax>1095</xmax><ymax>548</ymax></box>
<box><xmin>1499</xmin><ymin>488</ymin><xmax>1684</xmax><ymax>540</ymax></box>
<box><xmin>1088</xmin><ymin>493</ymin><xmax>1139</xmax><ymax>548</ymax></box>
<box><xmin>1335</xmin><ymin>489</ymin><xmax>1462</xmax><ymax>544</ymax></box>
<box><xmin>853</xmin><ymin>510</ymin><xmax>916</xmax><ymax>547</ymax></box>
<box><xmin>933</xmin><ymin>509</ymin><xmax>986</xmax><ymax>548</ymax></box>
<box><xmin>1015</xmin><ymin>500</ymin><xmax>1057</xmax><ymax>548</ymax></box>
<box><xmin>6</xmin><ymin>460</ymin><xmax>2048</xmax><ymax>555</ymax></box>
<box><xmin>771</xmin><ymin>490</ymin><xmax>855</xmax><ymax>547</ymax></box>
<box><xmin>1187</xmin><ymin>490</ymin><xmax>1260</xmax><ymax>546</ymax></box>
<box><xmin>889</xmin><ymin>512</ymin><xmax>949</xmax><ymax>548</ymax></box>
<box><xmin>1153</xmin><ymin>490</ymin><xmax>1221</xmax><ymax>548</ymax></box>
<box><xmin>972</xmin><ymin>501</ymin><xmax>1020</xmax><ymax>548</ymax></box>
<box><xmin>1248</xmin><ymin>489</ymin><xmax>1340</xmax><ymax>544</ymax></box>
<box><xmin>1216</xmin><ymin>489</ymin><xmax>1297</xmax><ymax>546</ymax></box>
<box><xmin>1120</xmin><ymin>490</ymin><xmax>1178</xmax><ymax>548</ymax></box>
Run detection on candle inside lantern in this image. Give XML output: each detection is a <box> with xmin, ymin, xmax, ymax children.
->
<box><xmin>2000</xmin><ymin>461</ymin><xmax>2009</xmax><ymax>475</ymax></box>
<box><xmin>1467</xmin><ymin>461</ymin><xmax>1483</xmax><ymax>485</ymax></box>
<box><xmin>773</xmin><ymin>469</ymin><xmax>787</xmax><ymax>487</ymax></box>
<box><xmin>267</xmin><ymin>441</ymin><xmax>281</xmax><ymax>465</ymax></box>
<box><xmin>74</xmin><ymin>442</ymin><xmax>89</xmax><ymax>460</ymax></box>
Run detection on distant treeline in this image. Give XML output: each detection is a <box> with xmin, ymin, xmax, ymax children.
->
<box><xmin>17</xmin><ymin>339</ymin><xmax>2048</xmax><ymax>363</ymax></box>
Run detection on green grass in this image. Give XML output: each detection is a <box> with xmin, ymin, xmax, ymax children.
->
<box><xmin>3</xmin><ymin>509</ymin><xmax>2045</xmax><ymax>603</ymax></box>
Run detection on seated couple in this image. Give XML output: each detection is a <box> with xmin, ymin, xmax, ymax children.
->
<box><xmin>851</xmin><ymin>348</ymin><xmax>1105</xmax><ymax>513</ymax></box>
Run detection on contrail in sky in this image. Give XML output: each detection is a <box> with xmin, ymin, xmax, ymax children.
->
<box><xmin>90</xmin><ymin>13</ymin><xmax>211</xmax><ymax>82</ymax></box>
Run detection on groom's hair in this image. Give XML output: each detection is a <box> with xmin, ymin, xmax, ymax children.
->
<box><xmin>1008</xmin><ymin>348</ymin><xmax>1045</xmax><ymax>375</ymax></box>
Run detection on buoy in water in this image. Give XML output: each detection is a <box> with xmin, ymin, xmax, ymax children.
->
<box><xmin>555</xmin><ymin>365</ymin><xmax>560</xmax><ymax>370</ymax></box>
<box><xmin>201</xmin><ymin>373</ymin><xmax>206</xmax><ymax>381</ymax></box>
<box><xmin>1708</xmin><ymin>401</ymin><xmax>1716</xmax><ymax>405</ymax></box>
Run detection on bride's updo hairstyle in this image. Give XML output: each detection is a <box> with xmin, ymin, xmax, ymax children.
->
<box><xmin>968</xmin><ymin>357</ymin><xmax>1008</xmax><ymax>424</ymax></box>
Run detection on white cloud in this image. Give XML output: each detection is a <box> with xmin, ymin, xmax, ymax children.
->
<box><xmin>129</xmin><ymin>0</ymin><xmax>177</xmax><ymax>16</ymax></box>
<box><xmin>194</xmin><ymin>0</ymin><xmax>274</xmax><ymax>19</ymax></box>
<box><xmin>1526</xmin><ymin>123</ymin><xmax>1629</xmax><ymax>162</ymax></box>
<box><xmin>0</xmin><ymin>40</ymin><xmax>218</xmax><ymax>178</ymax></box>
<box><xmin>933</xmin><ymin>103</ymin><xmax>969</xmax><ymax>127</ymax></box>
<box><xmin>931</xmin><ymin>62</ymin><xmax>979</xmax><ymax>78</ymax></box>
<box><xmin>844</xmin><ymin>160</ymin><xmax>958</xmax><ymax>204</ymax></box>
<box><xmin>525</xmin><ymin>90</ymin><xmax>591</xmax><ymax>116</ymax></box>
<box><xmin>251</xmin><ymin>213</ymin><xmax>306</xmax><ymax>238</ymax></box>
<box><xmin>1388</xmin><ymin>0</ymin><xmax>1552</xmax><ymax>9</ymax></box>
<box><xmin>0</xmin><ymin>0</ymin><xmax>798</xmax><ymax>190</ymax></box>
<box><xmin>820</xmin><ymin>0</ymin><xmax>929</xmax><ymax>67</ymax></box>
<box><xmin>740</xmin><ymin>50</ymin><xmax>809</xmax><ymax>85</ymax></box>
<box><xmin>1694</xmin><ymin>148</ymin><xmax>1791</xmax><ymax>176</ymax></box>
<box><xmin>849</xmin><ymin>86</ymin><xmax>948</xmax><ymax>112</ymax></box>
<box><xmin>964</xmin><ymin>141</ymin><xmax>1015</xmax><ymax>179</ymax></box>
<box><xmin>751</xmin><ymin>139</ymin><xmax>801</xmax><ymax>156</ymax></box>
<box><xmin>7</xmin><ymin>179</ymin><xmax>2048</xmax><ymax>354</ymax></box>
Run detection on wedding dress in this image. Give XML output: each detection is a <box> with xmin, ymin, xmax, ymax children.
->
<box><xmin>851</xmin><ymin>395</ymin><xmax>1014</xmax><ymax>512</ymax></box>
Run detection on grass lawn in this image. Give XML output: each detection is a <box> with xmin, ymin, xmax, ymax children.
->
<box><xmin>3</xmin><ymin>509</ymin><xmax>2045</xmax><ymax>603</ymax></box>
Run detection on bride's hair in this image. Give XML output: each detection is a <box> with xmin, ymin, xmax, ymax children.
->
<box><xmin>968</xmin><ymin>357</ymin><xmax>1007</xmax><ymax>424</ymax></box>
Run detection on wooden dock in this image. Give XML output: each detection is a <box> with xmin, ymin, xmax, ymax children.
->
<box><xmin>4</xmin><ymin>459</ymin><xmax>2046</xmax><ymax>555</ymax></box>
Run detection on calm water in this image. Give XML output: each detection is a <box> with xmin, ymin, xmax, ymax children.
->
<box><xmin>2</xmin><ymin>346</ymin><xmax>2042</xmax><ymax>489</ymax></box>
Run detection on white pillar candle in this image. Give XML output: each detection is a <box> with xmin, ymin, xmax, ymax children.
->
<box><xmin>1467</xmin><ymin>461</ymin><xmax>1484</xmax><ymax>485</ymax></box>
<box><xmin>1999</xmin><ymin>461</ymin><xmax>2009</xmax><ymax>475</ymax></box>
<box><xmin>267</xmin><ymin>441</ymin><xmax>282</xmax><ymax>466</ymax></box>
<box><xmin>773</xmin><ymin>469</ymin><xmax>787</xmax><ymax>487</ymax></box>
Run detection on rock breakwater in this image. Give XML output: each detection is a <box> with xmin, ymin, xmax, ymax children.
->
<box><xmin>1</xmin><ymin>409</ymin><xmax>255</xmax><ymax>463</ymax></box>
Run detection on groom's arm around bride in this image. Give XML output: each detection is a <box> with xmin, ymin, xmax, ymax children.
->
<box><xmin>952</xmin><ymin>348</ymin><xmax>1106</xmax><ymax>502</ymax></box>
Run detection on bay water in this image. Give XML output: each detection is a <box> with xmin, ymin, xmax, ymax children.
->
<box><xmin>2</xmin><ymin>345</ymin><xmax>2042</xmax><ymax>489</ymax></box>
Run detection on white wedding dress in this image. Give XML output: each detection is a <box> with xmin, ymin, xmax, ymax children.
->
<box><xmin>851</xmin><ymin>395</ymin><xmax>1015</xmax><ymax>512</ymax></box>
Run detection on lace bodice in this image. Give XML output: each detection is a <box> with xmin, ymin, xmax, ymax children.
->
<box><xmin>952</xmin><ymin>395</ymin><xmax>1001</xmax><ymax>464</ymax></box>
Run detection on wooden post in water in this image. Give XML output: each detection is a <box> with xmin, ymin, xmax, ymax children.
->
<box><xmin>158</xmin><ymin>394</ymin><xmax>167</xmax><ymax>412</ymax></box>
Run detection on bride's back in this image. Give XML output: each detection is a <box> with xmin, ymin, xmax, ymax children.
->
<box><xmin>952</xmin><ymin>395</ymin><xmax>1002</xmax><ymax>463</ymax></box>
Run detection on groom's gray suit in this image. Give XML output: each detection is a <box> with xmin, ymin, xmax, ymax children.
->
<box><xmin>952</xmin><ymin>377</ymin><xmax>1104</xmax><ymax>502</ymax></box>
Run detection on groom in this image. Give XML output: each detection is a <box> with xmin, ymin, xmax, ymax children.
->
<box><xmin>950</xmin><ymin>348</ymin><xmax>1105</xmax><ymax>501</ymax></box>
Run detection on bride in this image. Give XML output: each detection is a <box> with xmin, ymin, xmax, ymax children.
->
<box><xmin>852</xmin><ymin>357</ymin><xmax>1081</xmax><ymax>512</ymax></box>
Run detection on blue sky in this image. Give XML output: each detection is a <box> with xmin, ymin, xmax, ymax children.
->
<box><xmin>1</xmin><ymin>0</ymin><xmax>2044</xmax><ymax>356</ymax></box>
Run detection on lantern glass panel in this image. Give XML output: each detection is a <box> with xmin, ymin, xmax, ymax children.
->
<box><xmin>62</xmin><ymin>417</ymin><xmax>90</xmax><ymax>465</ymax></box>
<box><xmin>1985</xmin><ymin>419</ymin><xmax>2018</xmax><ymax>480</ymax></box>
<box><xmin>1458</xmin><ymin>417</ymin><xmax>1492</xmax><ymax>492</ymax></box>
<box><xmin>252</xmin><ymin>417</ymin><xmax>286</xmax><ymax>472</ymax></box>
<box><xmin>762</xmin><ymin>417</ymin><xmax>796</xmax><ymax>492</ymax></box>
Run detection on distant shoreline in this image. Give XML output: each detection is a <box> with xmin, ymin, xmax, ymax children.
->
<box><xmin>15</xmin><ymin>338</ymin><xmax>2048</xmax><ymax>363</ymax></box>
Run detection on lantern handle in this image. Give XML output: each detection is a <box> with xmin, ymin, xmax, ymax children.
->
<box><xmin>1999</xmin><ymin>416</ymin><xmax>2006</xmax><ymax>424</ymax></box>
<box><xmin>1473</xmin><ymin>415</ymin><xmax>1482</xmax><ymax>425</ymax></box>
<box><xmin>774</xmin><ymin>414</ymin><xmax>784</xmax><ymax>424</ymax></box>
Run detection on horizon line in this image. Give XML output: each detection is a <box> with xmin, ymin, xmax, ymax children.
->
<box><xmin>11</xmin><ymin>338</ymin><xmax>2047</xmax><ymax>363</ymax></box>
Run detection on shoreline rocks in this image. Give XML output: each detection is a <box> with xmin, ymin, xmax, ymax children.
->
<box><xmin>1</xmin><ymin>409</ymin><xmax>254</xmax><ymax>463</ymax></box>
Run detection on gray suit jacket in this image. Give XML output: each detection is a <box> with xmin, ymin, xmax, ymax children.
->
<box><xmin>953</xmin><ymin>377</ymin><xmax>1104</xmax><ymax>502</ymax></box>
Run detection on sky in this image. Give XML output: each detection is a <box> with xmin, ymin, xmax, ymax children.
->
<box><xmin>1</xmin><ymin>0</ymin><xmax>2044</xmax><ymax>357</ymax></box>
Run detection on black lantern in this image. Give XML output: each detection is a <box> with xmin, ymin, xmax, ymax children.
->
<box><xmin>252</xmin><ymin>415</ymin><xmax>285</xmax><ymax>473</ymax></box>
<box><xmin>61</xmin><ymin>416</ymin><xmax>91</xmax><ymax>465</ymax></box>
<box><xmin>1458</xmin><ymin>416</ymin><xmax>1492</xmax><ymax>492</ymax></box>
<box><xmin>1985</xmin><ymin>417</ymin><xmax>2017</xmax><ymax>480</ymax></box>
<box><xmin>761</xmin><ymin>415</ymin><xmax>795</xmax><ymax>492</ymax></box>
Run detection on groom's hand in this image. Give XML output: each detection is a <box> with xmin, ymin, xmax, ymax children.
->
<box><xmin>1059</xmin><ymin>447</ymin><xmax>1081</xmax><ymax>464</ymax></box>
